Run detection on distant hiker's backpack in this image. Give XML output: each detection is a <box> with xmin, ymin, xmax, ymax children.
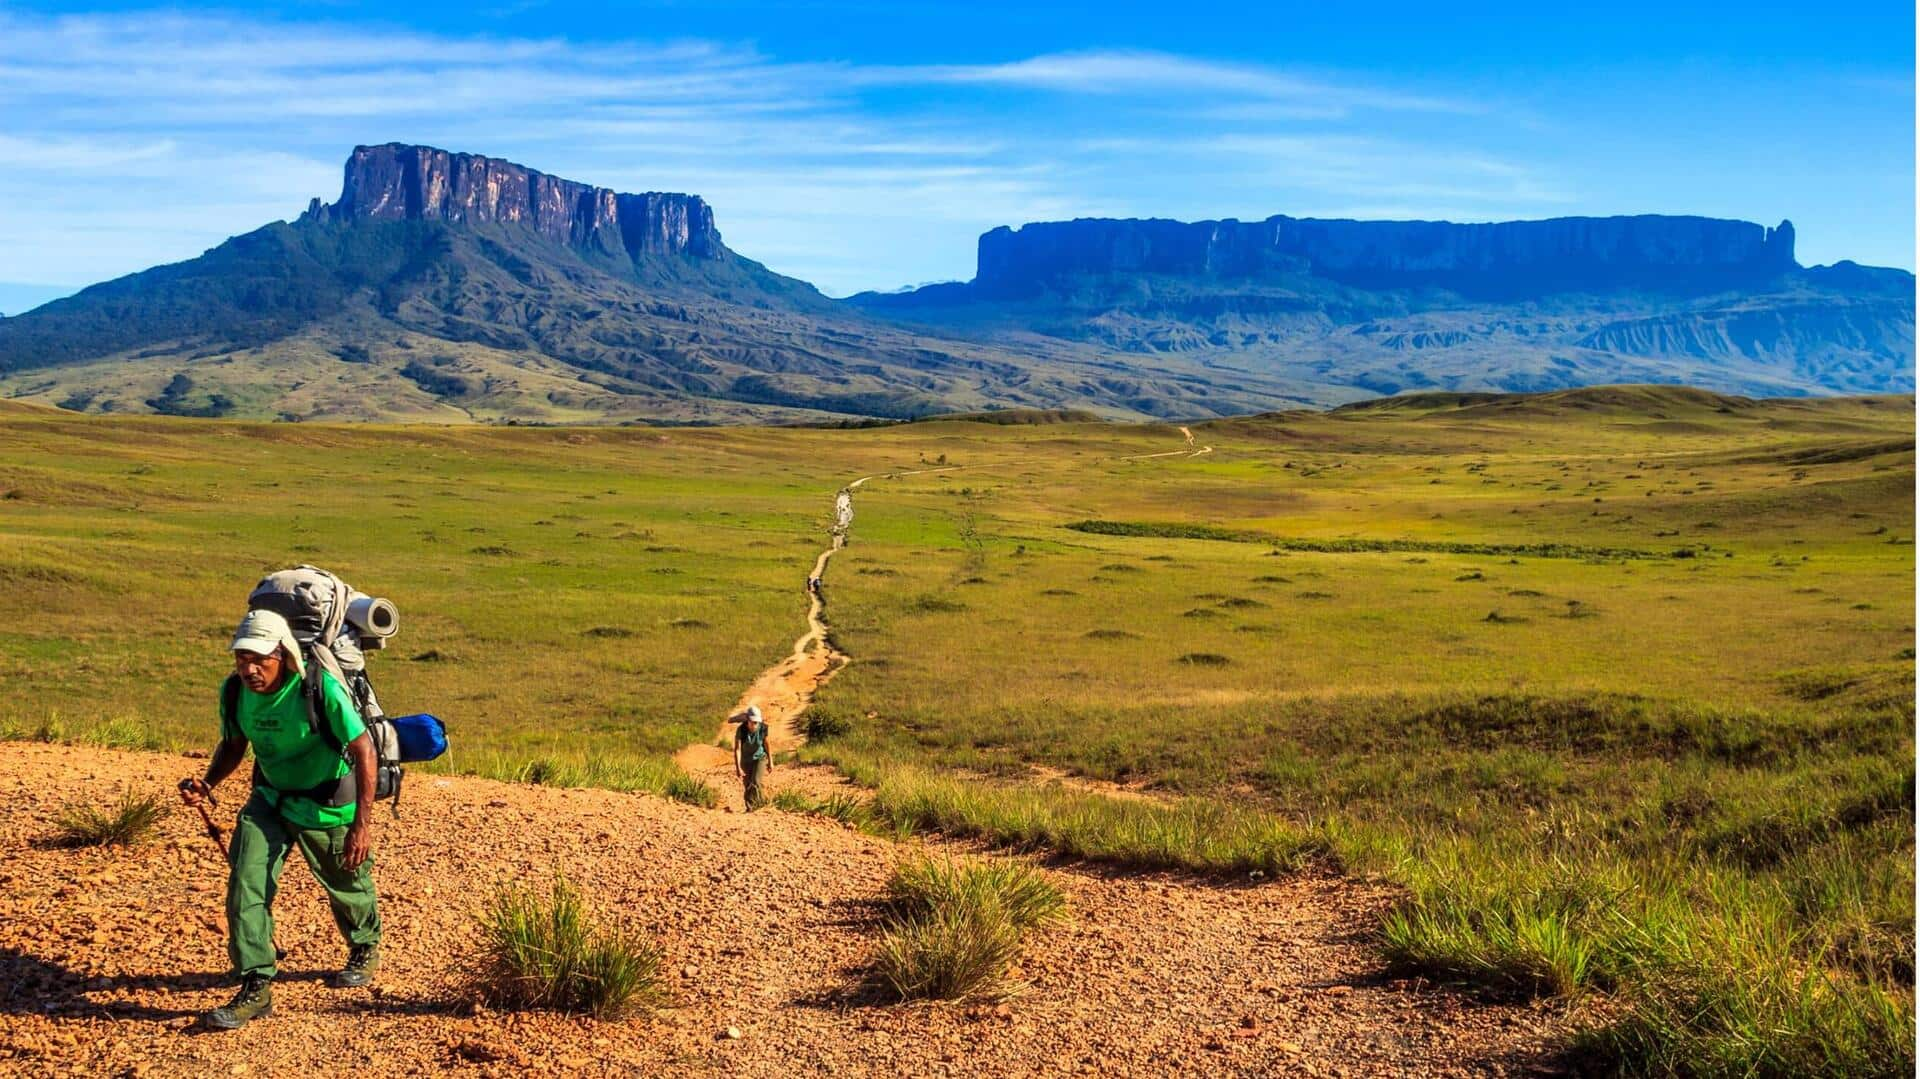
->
<box><xmin>243</xmin><ymin>565</ymin><xmax>443</xmax><ymax>813</ymax></box>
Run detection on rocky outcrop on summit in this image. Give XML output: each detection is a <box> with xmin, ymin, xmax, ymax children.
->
<box><xmin>970</xmin><ymin>214</ymin><xmax>1800</xmax><ymax>298</ymax></box>
<box><xmin>303</xmin><ymin>143</ymin><xmax>723</xmax><ymax>262</ymax></box>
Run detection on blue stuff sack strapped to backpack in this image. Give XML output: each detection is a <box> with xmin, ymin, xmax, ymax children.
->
<box><xmin>387</xmin><ymin>714</ymin><xmax>448</xmax><ymax>763</ymax></box>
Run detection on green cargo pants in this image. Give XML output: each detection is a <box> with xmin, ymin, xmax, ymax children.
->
<box><xmin>227</xmin><ymin>790</ymin><xmax>381</xmax><ymax>979</ymax></box>
<box><xmin>742</xmin><ymin>758</ymin><xmax>768</xmax><ymax>811</ymax></box>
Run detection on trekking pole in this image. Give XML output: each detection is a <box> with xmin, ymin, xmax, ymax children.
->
<box><xmin>181</xmin><ymin>785</ymin><xmax>284</xmax><ymax>962</ymax></box>
<box><xmin>183</xmin><ymin>783</ymin><xmax>228</xmax><ymax>859</ymax></box>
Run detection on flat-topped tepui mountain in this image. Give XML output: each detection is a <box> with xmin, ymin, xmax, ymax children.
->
<box><xmin>0</xmin><ymin>143</ymin><xmax>1910</xmax><ymax>422</ymax></box>
<box><xmin>969</xmin><ymin>213</ymin><xmax>1801</xmax><ymax>297</ymax></box>
<box><xmin>856</xmin><ymin>214</ymin><xmax>1913</xmax><ymax>401</ymax></box>
<box><xmin>0</xmin><ymin>144</ymin><xmax>1294</xmax><ymax>422</ymax></box>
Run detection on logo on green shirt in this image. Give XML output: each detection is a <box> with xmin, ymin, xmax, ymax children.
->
<box><xmin>220</xmin><ymin>671</ymin><xmax>367</xmax><ymax>829</ymax></box>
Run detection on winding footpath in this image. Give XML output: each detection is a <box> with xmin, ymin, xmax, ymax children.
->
<box><xmin>673</xmin><ymin>427</ymin><xmax>1224</xmax><ymax>808</ymax></box>
<box><xmin>672</xmin><ymin>468</ymin><xmax>956</xmax><ymax>806</ymax></box>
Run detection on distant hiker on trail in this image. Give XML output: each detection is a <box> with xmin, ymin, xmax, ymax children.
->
<box><xmin>177</xmin><ymin>609</ymin><xmax>383</xmax><ymax>1030</ymax></box>
<box><xmin>807</xmin><ymin>575</ymin><xmax>822</xmax><ymax>596</ymax></box>
<box><xmin>733</xmin><ymin>705</ymin><xmax>772</xmax><ymax>810</ymax></box>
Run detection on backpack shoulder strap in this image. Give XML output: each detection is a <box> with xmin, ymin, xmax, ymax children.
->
<box><xmin>220</xmin><ymin>675</ymin><xmax>242</xmax><ymax>729</ymax></box>
<box><xmin>301</xmin><ymin>661</ymin><xmax>347</xmax><ymax>757</ymax></box>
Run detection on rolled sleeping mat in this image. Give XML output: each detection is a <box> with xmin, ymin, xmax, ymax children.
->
<box><xmin>345</xmin><ymin>595</ymin><xmax>400</xmax><ymax>638</ymax></box>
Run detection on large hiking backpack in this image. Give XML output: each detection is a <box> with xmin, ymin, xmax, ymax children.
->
<box><xmin>244</xmin><ymin>565</ymin><xmax>435</xmax><ymax>812</ymax></box>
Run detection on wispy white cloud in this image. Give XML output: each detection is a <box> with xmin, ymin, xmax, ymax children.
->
<box><xmin>0</xmin><ymin>11</ymin><xmax>1541</xmax><ymax>295</ymax></box>
<box><xmin>872</xmin><ymin>50</ymin><xmax>1483</xmax><ymax>116</ymax></box>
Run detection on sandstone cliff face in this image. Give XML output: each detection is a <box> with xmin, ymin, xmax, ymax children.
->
<box><xmin>974</xmin><ymin>214</ymin><xmax>1799</xmax><ymax>298</ymax></box>
<box><xmin>304</xmin><ymin>143</ymin><xmax>722</xmax><ymax>261</ymax></box>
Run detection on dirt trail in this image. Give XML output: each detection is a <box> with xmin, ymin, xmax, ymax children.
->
<box><xmin>1124</xmin><ymin>425</ymin><xmax>1213</xmax><ymax>461</ymax></box>
<box><xmin>674</xmin><ymin>429</ymin><xmax>1216</xmax><ymax>810</ymax></box>
<box><xmin>671</xmin><ymin>496</ymin><xmax>852</xmax><ymax>807</ymax></box>
<box><xmin>673</xmin><ymin>467</ymin><xmax>957</xmax><ymax>809</ymax></box>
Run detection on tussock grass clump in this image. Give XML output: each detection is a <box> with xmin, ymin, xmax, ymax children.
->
<box><xmin>1177</xmin><ymin>652</ymin><xmax>1232</xmax><ymax>666</ymax></box>
<box><xmin>885</xmin><ymin>854</ymin><xmax>1066</xmax><ymax>931</ymax></box>
<box><xmin>55</xmin><ymin>789</ymin><xmax>168</xmax><ymax>847</ymax></box>
<box><xmin>474</xmin><ymin>876</ymin><xmax>661</xmax><ymax>1018</ymax></box>
<box><xmin>803</xmin><ymin>710</ymin><xmax>853</xmax><ymax>741</ymax></box>
<box><xmin>662</xmin><ymin>771</ymin><xmax>720</xmax><ymax>808</ymax></box>
<box><xmin>1379</xmin><ymin>883</ymin><xmax>1598</xmax><ymax>997</ymax></box>
<box><xmin>770</xmin><ymin>789</ymin><xmax>815</xmax><ymax>813</ymax></box>
<box><xmin>1083</xmin><ymin>628</ymin><xmax>1137</xmax><ymax>640</ymax></box>
<box><xmin>875</xmin><ymin>855</ymin><xmax>1065</xmax><ymax>1000</ymax></box>
<box><xmin>875</xmin><ymin>892</ymin><xmax>1023</xmax><ymax>1001</ymax></box>
<box><xmin>908</xmin><ymin>594</ymin><xmax>968</xmax><ymax>614</ymax></box>
<box><xmin>811</xmin><ymin>792</ymin><xmax>875</xmax><ymax>826</ymax></box>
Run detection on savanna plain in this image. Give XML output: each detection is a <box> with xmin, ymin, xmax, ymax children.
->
<box><xmin>0</xmin><ymin>386</ymin><xmax>1912</xmax><ymax>1075</ymax></box>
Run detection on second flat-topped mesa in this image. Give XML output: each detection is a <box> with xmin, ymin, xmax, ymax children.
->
<box><xmin>302</xmin><ymin>143</ymin><xmax>722</xmax><ymax>260</ymax></box>
<box><xmin>972</xmin><ymin>214</ymin><xmax>1800</xmax><ymax>298</ymax></box>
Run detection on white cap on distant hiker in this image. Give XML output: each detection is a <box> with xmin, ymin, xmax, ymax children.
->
<box><xmin>745</xmin><ymin>706</ymin><xmax>763</xmax><ymax>723</ymax></box>
<box><xmin>230</xmin><ymin>609</ymin><xmax>303</xmax><ymax>673</ymax></box>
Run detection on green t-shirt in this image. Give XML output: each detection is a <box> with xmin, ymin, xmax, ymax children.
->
<box><xmin>735</xmin><ymin>722</ymin><xmax>769</xmax><ymax>764</ymax></box>
<box><xmin>220</xmin><ymin>670</ymin><xmax>366</xmax><ymax>829</ymax></box>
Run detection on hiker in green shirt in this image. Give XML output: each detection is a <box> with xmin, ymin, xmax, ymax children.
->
<box><xmin>178</xmin><ymin>609</ymin><xmax>383</xmax><ymax>1030</ymax></box>
<box><xmin>733</xmin><ymin>704</ymin><xmax>773</xmax><ymax>810</ymax></box>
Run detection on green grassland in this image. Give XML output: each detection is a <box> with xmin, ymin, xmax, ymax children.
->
<box><xmin>0</xmin><ymin>388</ymin><xmax>1913</xmax><ymax>1073</ymax></box>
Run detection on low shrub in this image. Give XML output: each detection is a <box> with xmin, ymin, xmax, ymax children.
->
<box><xmin>55</xmin><ymin>789</ymin><xmax>168</xmax><ymax>847</ymax></box>
<box><xmin>473</xmin><ymin>875</ymin><xmax>661</xmax><ymax>1018</ymax></box>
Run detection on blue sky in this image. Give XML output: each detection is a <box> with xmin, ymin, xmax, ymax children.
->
<box><xmin>0</xmin><ymin>1</ymin><xmax>1911</xmax><ymax>312</ymax></box>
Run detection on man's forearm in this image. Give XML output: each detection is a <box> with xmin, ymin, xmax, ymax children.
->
<box><xmin>203</xmin><ymin>739</ymin><xmax>246</xmax><ymax>790</ymax></box>
<box><xmin>347</xmin><ymin>735</ymin><xmax>378</xmax><ymax>825</ymax></box>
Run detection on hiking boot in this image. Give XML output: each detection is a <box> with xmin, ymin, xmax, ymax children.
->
<box><xmin>331</xmin><ymin>943</ymin><xmax>380</xmax><ymax>989</ymax></box>
<box><xmin>204</xmin><ymin>973</ymin><xmax>272</xmax><ymax>1030</ymax></box>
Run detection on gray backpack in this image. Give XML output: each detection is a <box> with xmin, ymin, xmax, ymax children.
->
<box><xmin>245</xmin><ymin>566</ymin><xmax>407</xmax><ymax>809</ymax></box>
